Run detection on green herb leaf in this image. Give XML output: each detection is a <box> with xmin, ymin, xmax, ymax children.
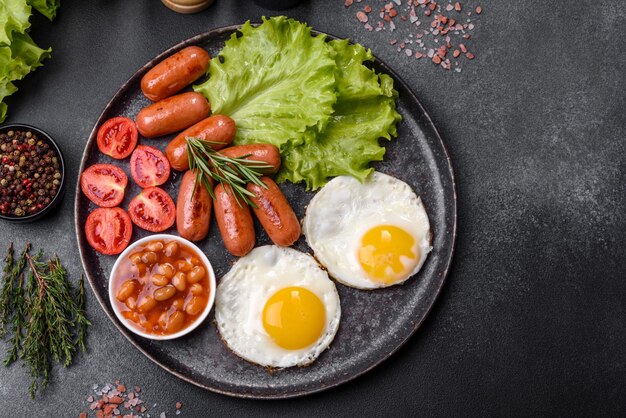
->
<box><xmin>0</xmin><ymin>245</ymin><xmax>89</xmax><ymax>397</ymax></box>
<box><xmin>0</xmin><ymin>242</ymin><xmax>14</xmax><ymax>336</ymax></box>
<box><xmin>186</xmin><ymin>136</ymin><xmax>271</xmax><ymax>208</ymax></box>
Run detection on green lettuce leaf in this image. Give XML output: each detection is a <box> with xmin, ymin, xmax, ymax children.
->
<box><xmin>0</xmin><ymin>0</ymin><xmax>31</xmax><ymax>46</ymax></box>
<box><xmin>27</xmin><ymin>0</ymin><xmax>60</xmax><ymax>21</ymax></box>
<box><xmin>195</xmin><ymin>16</ymin><xmax>337</xmax><ymax>150</ymax></box>
<box><xmin>0</xmin><ymin>32</ymin><xmax>51</xmax><ymax>123</ymax></box>
<box><xmin>0</xmin><ymin>78</ymin><xmax>18</xmax><ymax>121</ymax></box>
<box><xmin>277</xmin><ymin>40</ymin><xmax>401</xmax><ymax>189</ymax></box>
<box><xmin>195</xmin><ymin>17</ymin><xmax>401</xmax><ymax>189</ymax></box>
<box><xmin>0</xmin><ymin>32</ymin><xmax>50</xmax><ymax>80</ymax></box>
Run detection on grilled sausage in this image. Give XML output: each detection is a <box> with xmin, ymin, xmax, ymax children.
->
<box><xmin>247</xmin><ymin>177</ymin><xmax>300</xmax><ymax>247</ymax></box>
<box><xmin>136</xmin><ymin>92</ymin><xmax>210</xmax><ymax>138</ymax></box>
<box><xmin>176</xmin><ymin>170</ymin><xmax>212</xmax><ymax>242</ymax></box>
<box><xmin>166</xmin><ymin>115</ymin><xmax>236</xmax><ymax>171</ymax></box>
<box><xmin>141</xmin><ymin>46</ymin><xmax>210</xmax><ymax>102</ymax></box>
<box><xmin>218</xmin><ymin>144</ymin><xmax>281</xmax><ymax>174</ymax></box>
<box><xmin>213</xmin><ymin>184</ymin><xmax>255</xmax><ymax>256</ymax></box>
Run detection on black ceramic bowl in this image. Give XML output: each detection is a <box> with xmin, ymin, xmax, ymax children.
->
<box><xmin>0</xmin><ymin>123</ymin><xmax>66</xmax><ymax>223</ymax></box>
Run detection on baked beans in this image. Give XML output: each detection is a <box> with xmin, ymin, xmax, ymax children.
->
<box><xmin>113</xmin><ymin>238</ymin><xmax>210</xmax><ymax>336</ymax></box>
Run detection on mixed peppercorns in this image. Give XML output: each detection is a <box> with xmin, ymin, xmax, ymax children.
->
<box><xmin>0</xmin><ymin>129</ymin><xmax>62</xmax><ymax>217</ymax></box>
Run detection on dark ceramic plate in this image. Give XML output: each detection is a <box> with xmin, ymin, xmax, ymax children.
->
<box><xmin>74</xmin><ymin>25</ymin><xmax>457</xmax><ymax>399</ymax></box>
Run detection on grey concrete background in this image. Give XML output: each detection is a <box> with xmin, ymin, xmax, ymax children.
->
<box><xmin>0</xmin><ymin>0</ymin><xmax>624</xmax><ymax>416</ymax></box>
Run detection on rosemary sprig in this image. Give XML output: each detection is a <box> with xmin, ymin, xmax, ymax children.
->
<box><xmin>0</xmin><ymin>244</ymin><xmax>90</xmax><ymax>398</ymax></box>
<box><xmin>186</xmin><ymin>136</ymin><xmax>272</xmax><ymax>207</ymax></box>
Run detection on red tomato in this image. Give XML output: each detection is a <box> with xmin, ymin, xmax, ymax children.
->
<box><xmin>97</xmin><ymin>116</ymin><xmax>138</xmax><ymax>159</ymax></box>
<box><xmin>85</xmin><ymin>207</ymin><xmax>132</xmax><ymax>255</ymax></box>
<box><xmin>128</xmin><ymin>187</ymin><xmax>176</xmax><ymax>232</ymax></box>
<box><xmin>80</xmin><ymin>164</ymin><xmax>128</xmax><ymax>207</ymax></box>
<box><xmin>130</xmin><ymin>145</ymin><xmax>171</xmax><ymax>188</ymax></box>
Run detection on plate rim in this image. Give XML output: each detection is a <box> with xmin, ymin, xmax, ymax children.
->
<box><xmin>74</xmin><ymin>23</ymin><xmax>458</xmax><ymax>399</ymax></box>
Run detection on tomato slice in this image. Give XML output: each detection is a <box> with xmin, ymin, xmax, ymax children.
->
<box><xmin>85</xmin><ymin>207</ymin><xmax>132</xmax><ymax>255</ymax></box>
<box><xmin>130</xmin><ymin>145</ymin><xmax>171</xmax><ymax>188</ymax></box>
<box><xmin>128</xmin><ymin>186</ymin><xmax>176</xmax><ymax>232</ymax></box>
<box><xmin>97</xmin><ymin>116</ymin><xmax>138</xmax><ymax>159</ymax></box>
<box><xmin>80</xmin><ymin>163</ymin><xmax>128</xmax><ymax>207</ymax></box>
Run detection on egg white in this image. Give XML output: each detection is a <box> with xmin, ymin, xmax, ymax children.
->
<box><xmin>215</xmin><ymin>246</ymin><xmax>341</xmax><ymax>368</ymax></box>
<box><xmin>303</xmin><ymin>171</ymin><xmax>432</xmax><ymax>289</ymax></box>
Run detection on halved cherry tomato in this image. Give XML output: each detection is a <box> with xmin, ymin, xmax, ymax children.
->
<box><xmin>97</xmin><ymin>116</ymin><xmax>138</xmax><ymax>159</ymax></box>
<box><xmin>85</xmin><ymin>207</ymin><xmax>132</xmax><ymax>255</ymax></box>
<box><xmin>128</xmin><ymin>187</ymin><xmax>176</xmax><ymax>232</ymax></box>
<box><xmin>130</xmin><ymin>145</ymin><xmax>171</xmax><ymax>188</ymax></box>
<box><xmin>80</xmin><ymin>164</ymin><xmax>128</xmax><ymax>207</ymax></box>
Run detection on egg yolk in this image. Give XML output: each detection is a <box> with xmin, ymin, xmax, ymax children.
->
<box><xmin>358</xmin><ymin>225</ymin><xmax>419</xmax><ymax>284</ymax></box>
<box><xmin>262</xmin><ymin>287</ymin><xmax>326</xmax><ymax>350</ymax></box>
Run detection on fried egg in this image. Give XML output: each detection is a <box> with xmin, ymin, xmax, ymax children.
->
<box><xmin>215</xmin><ymin>246</ymin><xmax>341</xmax><ymax>368</ymax></box>
<box><xmin>303</xmin><ymin>172</ymin><xmax>432</xmax><ymax>289</ymax></box>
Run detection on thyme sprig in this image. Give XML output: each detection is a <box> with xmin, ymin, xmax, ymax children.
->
<box><xmin>0</xmin><ymin>243</ymin><xmax>30</xmax><ymax>336</ymax></box>
<box><xmin>0</xmin><ymin>243</ymin><xmax>90</xmax><ymax>398</ymax></box>
<box><xmin>75</xmin><ymin>274</ymin><xmax>90</xmax><ymax>353</ymax></box>
<box><xmin>186</xmin><ymin>136</ymin><xmax>272</xmax><ymax>207</ymax></box>
<box><xmin>0</xmin><ymin>243</ymin><xmax>14</xmax><ymax>336</ymax></box>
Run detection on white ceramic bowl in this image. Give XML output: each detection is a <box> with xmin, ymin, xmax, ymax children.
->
<box><xmin>109</xmin><ymin>234</ymin><xmax>216</xmax><ymax>340</ymax></box>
